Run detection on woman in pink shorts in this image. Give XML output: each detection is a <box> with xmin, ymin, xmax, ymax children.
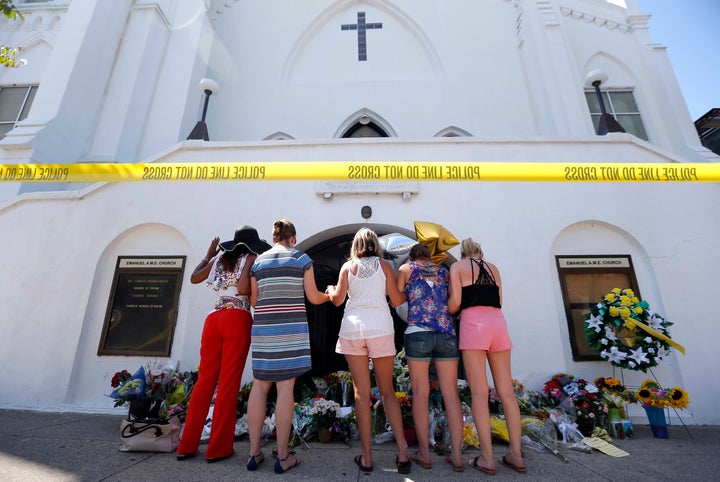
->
<box><xmin>448</xmin><ymin>238</ymin><xmax>526</xmax><ymax>475</ymax></box>
<box><xmin>326</xmin><ymin>228</ymin><xmax>411</xmax><ymax>474</ymax></box>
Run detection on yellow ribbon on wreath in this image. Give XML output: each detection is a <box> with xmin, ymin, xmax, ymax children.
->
<box><xmin>625</xmin><ymin>319</ymin><xmax>685</xmax><ymax>355</ymax></box>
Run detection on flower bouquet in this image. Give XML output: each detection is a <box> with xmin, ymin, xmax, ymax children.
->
<box><xmin>584</xmin><ymin>288</ymin><xmax>684</xmax><ymax>371</ymax></box>
<box><xmin>635</xmin><ymin>379</ymin><xmax>689</xmax><ymax>438</ymax></box>
<box><xmin>636</xmin><ymin>379</ymin><xmax>689</xmax><ymax>410</ymax></box>
<box><xmin>309</xmin><ymin>397</ymin><xmax>342</xmax><ymax>442</ymax></box>
<box><xmin>396</xmin><ymin>391</ymin><xmax>414</xmax><ymax>429</ymax></box>
<box><xmin>109</xmin><ymin>362</ymin><xmax>195</xmax><ymax>420</ymax></box>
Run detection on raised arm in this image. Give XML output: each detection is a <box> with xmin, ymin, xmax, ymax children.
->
<box><xmin>190</xmin><ymin>236</ymin><xmax>220</xmax><ymax>284</ymax></box>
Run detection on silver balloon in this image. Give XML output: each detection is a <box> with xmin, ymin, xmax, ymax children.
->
<box><xmin>379</xmin><ymin>232</ymin><xmax>415</xmax><ymax>270</ymax></box>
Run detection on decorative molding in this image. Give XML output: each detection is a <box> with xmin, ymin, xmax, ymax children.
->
<box><xmin>559</xmin><ymin>6</ymin><xmax>631</xmax><ymax>33</ymax></box>
<box><xmin>537</xmin><ymin>0</ymin><xmax>560</xmax><ymax>28</ymax></box>
<box><xmin>502</xmin><ymin>0</ymin><xmax>524</xmax><ymax>48</ymax></box>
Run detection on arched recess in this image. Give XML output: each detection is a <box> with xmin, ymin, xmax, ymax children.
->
<box><xmin>582</xmin><ymin>51</ymin><xmax>636</xmax><ymax>90</ymax></box>
<box><xmin>434</xmin><ymin>126</ymin><xmax>473</xmax><ymax>137</ymax></box>
<box><xmin>263</xmin><ymin>131</ymin><xmax>295</xmax><ymax>140</ymax></box>
<box><xmin>65</xmin><ymin>223</ymin><xmax>192</xmax><ymax>408</ymax></box>
<box><xmin>281</xmin><ymin>0</ymin><xmax>442</xmax><ymax>83</ymax></box>
<box><xmin>549</xmin><ymin>220</ymin><xmax>681</xmax><ymax>386</ymax></box>
<box><xmin>334</xmin><ymin>108</ymin><xmax>397</xmax><ymax>138</ymax></box>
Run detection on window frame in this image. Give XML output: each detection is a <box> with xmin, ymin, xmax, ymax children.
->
<box><xmin>555</xmin><ymin>254</ymin><xmax>641</xmax><ymax>361</ymax></box>
<box><xmin>0</xmin><ymin>85</ymin><xmax>38</xmax><ymax>139</ymax></box>
<box><xmin>584</xmin><ymin>89</ymin><xmax>648</xmax><ymax>140</ymax></box>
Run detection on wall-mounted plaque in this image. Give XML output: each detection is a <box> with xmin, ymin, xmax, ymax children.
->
<box><xmin>98</xmin><ymin>256</ymin><xmax>186</xmax><ymax>356</ymax></box>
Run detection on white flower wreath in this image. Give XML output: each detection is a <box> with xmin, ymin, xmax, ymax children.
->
<box><xmin>584</xmin><ymin>288</ymin><xmax>675</xmax><ymax>372</ymax></box>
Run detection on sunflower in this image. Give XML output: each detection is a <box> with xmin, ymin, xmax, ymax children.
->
<box><xmin>636</xmin><ymin>387</ymin><xmax>655</xmax><ymax>405</ymax></box>
<box><xmin>668</xmin><ymin>387</ymin><xmax>690</xmax><ymax>409</ymax></box>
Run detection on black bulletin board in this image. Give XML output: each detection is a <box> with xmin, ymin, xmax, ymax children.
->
<box><xmin>98</xmin><ymin>256</ymin><xmax>186</xmax><ymax>356</ymax></box>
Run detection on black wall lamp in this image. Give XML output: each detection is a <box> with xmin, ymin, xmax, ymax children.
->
<box><xmin>585</xmin><ymin>69</ymin><xmax>625</xmax><ymax>135</ymax></box>
<box><xmin>187</xmin><ymin>78</ymin><xmax>219</xmax><ymax>141</ymax></box>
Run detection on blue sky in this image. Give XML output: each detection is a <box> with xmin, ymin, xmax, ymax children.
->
<box><xmin>637</xmin><ymin>0</ymin><xmax>719</xmax><ymax>120</ymax></box>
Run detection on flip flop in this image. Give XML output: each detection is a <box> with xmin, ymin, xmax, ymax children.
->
<box><xmin>469</xmin><ymin>456</ymin><xmax>496</xmax><ymax>475</ymax></box>
<box><xmin>445</xmin><ymin>456</ymin><xmax>465</xmax><ymax>473</ymax></box>
<box><xmin>410</xmin><ymin>452</ymin><xmax>431</xmax><ymax>469</ymax></box>
<box><xmin>274</xmin><ymin>454</ymin><xmax>301</xmax><ymax>474</ymax></box>
<box><xmin>354</xmin><ymin>454</ymin><xmax>373</xmax><ymax>472</ymax></box>
<box><xmin>396</xmin><ymin>455</ymin><xmax>412</xmax><ymax>474</ymax></box>
<box><xmin>499</xmin><ymin>455</ymin><xmax>527</xmax><ymax>474</ymax></box>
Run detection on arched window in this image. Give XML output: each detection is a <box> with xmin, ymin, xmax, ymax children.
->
<box><xmin>342</xmin><ymin>121</ymin><xmax>388</xmax><ymax>138</ymax></box>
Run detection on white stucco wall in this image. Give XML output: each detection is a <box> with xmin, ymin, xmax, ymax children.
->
<box><xmin>0</xmin><ymin>138</ymin><xmax>717</xmax><ymax>424</ymax></box>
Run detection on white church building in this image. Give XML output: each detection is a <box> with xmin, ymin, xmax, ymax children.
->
<box><xmin>0</xmin><ymin>0</ymin><xmax>717</xmax><ymax>425</ymax></box>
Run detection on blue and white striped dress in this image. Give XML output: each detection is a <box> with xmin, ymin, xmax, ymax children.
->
<box><xmin>250</xmin><ymin>245</ymin><xmax>313</xmax><ymax>381</ymax></box>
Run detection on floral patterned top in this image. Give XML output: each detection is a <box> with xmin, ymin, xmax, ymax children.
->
<box><xmin>207</xmin><ymin>253</ymin><xmax>250</xmax><ymax>312</ymax></box>
<box><xmin>404</xmin><ymin>261</ymin><xmax>454</xmax><ymax>335</ymax></box>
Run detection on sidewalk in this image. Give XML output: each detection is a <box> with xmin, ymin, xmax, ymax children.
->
<box><xmin>0</xmin><ymin>409</ymin><xmax>718</xmax><ymax>481</ymax></box>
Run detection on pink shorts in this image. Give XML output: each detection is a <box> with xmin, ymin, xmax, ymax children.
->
<box><xmin>336</xmin><ymin>334</ymin><xmax>397</xmax><ymax>358</ymax></box>
<box><xmin>459</xmin><ymin>306</ymin><xmax>513</xmax><ymax>352</ymax></box>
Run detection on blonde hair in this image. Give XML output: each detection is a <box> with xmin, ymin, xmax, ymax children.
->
<box><xmin>460</xmin><ymin>237</ymin><xmax>483</xmax><ymax>259</ymax></box>
<box><xmin>272</xmin><ymin>219</ymin><xmax>296</xmax><ymax>243</ymax></box>
<box><xmin>351</xmin><ymin>228</ymin><xmax>382</xmax><ymax>259</ymax></box>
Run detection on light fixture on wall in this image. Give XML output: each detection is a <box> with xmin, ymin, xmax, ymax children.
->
<box><xmin>187</xmin><ymin>78</ymin><xmax>220</xmax><ymax>141</ymax></box>
<box><xmin>584</xmin><ymin>69</ymin><xmax>625</xmax><ymax>135</ymax></box>
<box><xmin>359</xmin><ymin>114</ymin><xmax>370</xmax><ymax>125</ymax></box>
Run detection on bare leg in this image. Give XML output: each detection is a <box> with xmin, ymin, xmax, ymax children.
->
<box><xmin>248</xmin><ymin>378</ymin><xmax>270</xmax><ymax>459</ymax></box>
<box><xmin>407</xmin><ymin>359</ymin><xmax>432</xmax><ymax>466</ymax></box>
<box><xmin>345</xmin><ymin>354</ymin><xmax>373</xmax><ymax>467</ymax></box>
<box><xmin>373</xmin><ymin>355</ymin><xmax>409</xmax><ymax>463</ymax></box>
<box><xmin>436</xmin><ymin>359</ymin><xmax>464</xmax><ymax>467</ymax></box>
<box><xmin>488</xmin><ymin>349</ymin><xmax>525</xmax><ymax>470</ymax></box>
<box><xmin>274</xmin><ymin>377</ymin><xmax>300</xmax><ymax>470</ymax></box>
<box><xmin>462</xmin><ymin>349</ymin><xmax>496</xmax><ymax>472</ymax></box>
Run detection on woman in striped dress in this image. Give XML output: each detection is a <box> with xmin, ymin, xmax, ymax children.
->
<box><xmin>246</xmin><ymin>219</ymin><xmax>330</xmax><ymax>474</ymax></box>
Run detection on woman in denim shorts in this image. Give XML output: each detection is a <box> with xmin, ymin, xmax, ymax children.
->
<box><xmin>396</xmin><ymin>243</ymin><xmax>464</xmax><ymax>472</ymax></box>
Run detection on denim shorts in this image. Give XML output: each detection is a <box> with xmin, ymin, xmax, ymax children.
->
<box><xmin>404</xmin><ymin>331</ymin><xmax>460</xmax><ymax>362</ymax></box>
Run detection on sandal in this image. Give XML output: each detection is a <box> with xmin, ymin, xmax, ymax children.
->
<box><xmin>469</xmin><ymin>456</ymin><xmax>496</xmax><ymax>475</ymax></box>
<box><xmin>272</xmin><ymin>449</ymin><xmax>295</xmax><ymax>459</ymax></box>
<box><xmin>499</xmin><ymin>455</ymin><xmax>527</xmax><ymax>474</ymax></box>
<box><xmin>246</xmin><ymin>451</ymin><xmax>264</xmax><ymax>471</ymax></box>
<box><xmin>354</xmin><ymin>454</ymin><xmax>373</xmax><ymax>472</ymax></box>
<box><xmin>410</xmin><ymin>452</ymin><xmax>432</xmax><ymax>469</ymax></box>
<box><xmin>274</xmin><ymin>454</ymin><xmax>301</xmax><ymax>474</ymax></box>
<box><xmin>445</xmin><ymin>455</ymin><xmax>465</xmax><ymax>473</ymax></box>
<box><xmin>396</xmin><ymin>455</ymin><xmax>412</xmax><ymax>474</ymax></box>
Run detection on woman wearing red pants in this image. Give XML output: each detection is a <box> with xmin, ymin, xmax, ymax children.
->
<box><xmin>176</xmin><ymin>226</ymin><xmax>270</xmax><ymax>463</ymax></box>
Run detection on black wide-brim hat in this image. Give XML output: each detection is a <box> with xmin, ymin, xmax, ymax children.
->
<box><xmin>219</xmin><ymin>225</ymin><xmax>271</xmax><ymax>255</ymax></box>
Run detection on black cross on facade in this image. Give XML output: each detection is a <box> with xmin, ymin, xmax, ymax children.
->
<box><xmin>341</xmin><ymin>12</ymin><xmax>382</xmax><ymax>61</ymax></box>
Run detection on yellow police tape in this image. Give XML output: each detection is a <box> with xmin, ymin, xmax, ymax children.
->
<box><xmin>0</xmin><ymin>162</ymin><xmax>718</xmax><ymax>182</ymax></box>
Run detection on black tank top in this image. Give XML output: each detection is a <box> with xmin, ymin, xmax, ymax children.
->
<box><xmin>460</xmin><ymin>258</ymin><xmax>501</xmax><ymax>309</ymax></box>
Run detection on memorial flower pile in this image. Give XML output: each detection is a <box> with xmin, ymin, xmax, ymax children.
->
<box><xmin>542</xmin><ymin>373</ymin><xmax>608</xmax><ymax>435</ymax></box>
<box><xmin>109</xmin><ymin>362</ymin><xmax>197</xmax><ymax>420</ymax></box>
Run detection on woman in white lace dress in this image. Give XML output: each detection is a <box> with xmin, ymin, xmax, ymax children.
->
<box><xmin>326</xmin><ymin>228</ymin><xmax>411</xmax><ymax>474</ymax></box>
